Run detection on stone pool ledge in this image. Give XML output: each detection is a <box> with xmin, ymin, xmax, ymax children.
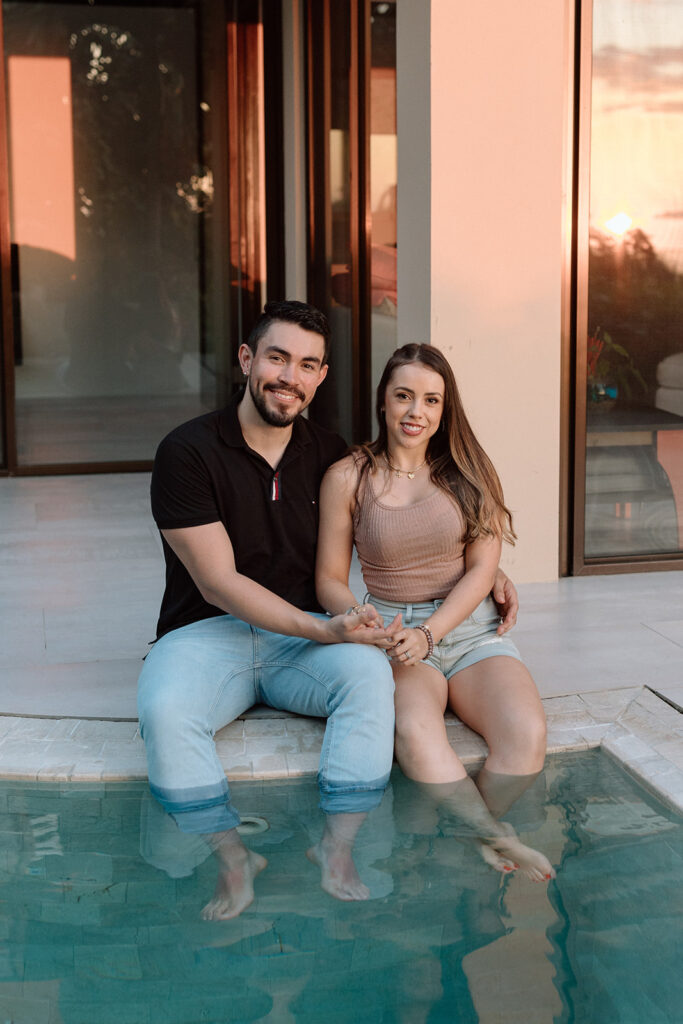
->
<box><xmin>0</xmin><ymin>686</ymin><xmax>682</xmax><ymax>812</ymax></box>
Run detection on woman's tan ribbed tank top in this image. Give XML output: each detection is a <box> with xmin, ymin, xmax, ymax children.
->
<box><xmin>353</xmin><ymin>473</ymin><xmax>466</xmax><ymax>602</ymax></box>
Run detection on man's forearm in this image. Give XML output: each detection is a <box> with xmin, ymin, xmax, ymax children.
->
<box><xmin>201</xmin><ymin>572</ymin><xmax>329</xmax><ymax>642</ymax></box>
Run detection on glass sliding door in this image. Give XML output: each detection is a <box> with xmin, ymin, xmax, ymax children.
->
<box><xmin>368</xmin><ymin>0</ymin><xmax>397</xmax><ymax>427</ymax></box>
<box><xmin>3</xmin><ymin>2</ymin><xmax>213</xmax><ymax>466</ymax></box>
<box><xmin>306</xmin><ymin>0</ymin><xmax>397</xmax><ymax>444</ymax></box>
<box><xmin>0</xmin><ymin>0</ymin><xmax>280</xmax><ymax>472</ymax></box>
<box><xmin>575</xmin><ymin>0</ymin><xmax>683</xmax><ymax>567</ymax></box>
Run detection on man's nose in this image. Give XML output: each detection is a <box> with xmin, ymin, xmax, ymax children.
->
<box><xmin>278</xmin><ymin>363</ymin><xmax>299</xmax><ymax>384</ymax></box>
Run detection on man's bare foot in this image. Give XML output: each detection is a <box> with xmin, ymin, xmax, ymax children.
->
<box><xmin>488</xmin><ymin>836</ymin><xmax>555</xmax><ymax>882</ymax></box>
<box><xmin>201</xmin><ymin>845</ymin><xmax>267</xmax><ymax>920</ymax></box>
<box><xmin>306</xmin><ymin>840</ymin><xmax>370</xmax><ymax>901</ymax></box>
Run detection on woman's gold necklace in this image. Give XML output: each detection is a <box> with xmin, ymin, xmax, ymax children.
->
<box><xmin>384</xmin><ymin>455</ymin><xmax>428</xmax><ymax>480</ymax></box>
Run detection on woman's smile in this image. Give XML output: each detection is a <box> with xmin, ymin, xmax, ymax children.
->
<box><xmin>383</xmin><ymin>363</ymin><xmax>445</xmax><ymax>458</ymax></box>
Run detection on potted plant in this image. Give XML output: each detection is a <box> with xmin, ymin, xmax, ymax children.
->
<box><xmin>586</xmin><ymin>327</ymin><xmax>646</xmax><ymax>409</ymax></box>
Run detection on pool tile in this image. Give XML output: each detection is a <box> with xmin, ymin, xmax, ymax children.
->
<box><xmin>284</xmin><ymin>717</ymin><xmax>325</xmax><ymax>734</ymax></box>
<box><xmin>213</xmin><ymin>738</ymin><xmax>247</xmax><ymax>759</ymax></box>
<box><xmin>223</xmin><ymin>762</ymin><xmax>255</xmax><ymax>781</ymax></box>
<box><xmin>214</xmin><ymin>720</ymin><xmax>245</xmax><ymax>741</ymax></box>
<box><xmin>545</xmin><ymin>710</ymin><xmax>598</xmax><ymax>730</ymax></box>
<box><xmin>71</xmin><ymin>721</ymin><xmax>139</xmax><ymax>744</ymax></box>
<box><xmin>242</xmin><ymin>736</ymin><xmax>301</xmax><ymax>758</ymax></box>
<box><xmin>251</xmin><ymin>754</ymin><xmax>297</xmax><ymax>779</ymax></box>
<box><xmin>0</xmin><ymin>991</ymin><xmax>52</xmax><ymax>1024</ymax></box>
<box><xmin>578</xmin><ymin>724</ymin><xmax>611</xmax><ymax>744</ymax></box>
<box><xmin>243</xmin><ymin>718</ymin><xmax>288</xmax><ymax>736</ymax></box>
<box><xmin>546</xmin><ymin>730</ymin><xmax>592</xmax><ymax>752</ymax></box>
<box><xmin>286</xmin><ymin>752</ymin><xmax>321</xmax><ymax>776</ymax></box>
<box><xmin>36</xmin><ymin>764</ymin><xmax>78</xmax><ymax>782</ymax></box>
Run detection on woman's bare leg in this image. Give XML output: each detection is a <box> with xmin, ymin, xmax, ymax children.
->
<box><xmin>448</xmin><ymin>657</ymin><xmax>554</xmax><ymax>880</ymax></box>
<box><xmin>448</xmin><ymin>656</ymin><xmax>547</xmax><ymax>777</ymax></box>
<box><xmin>393</xmin><ymin>663</ymin><xmax>521</xmax><ymax>873</ymax></box>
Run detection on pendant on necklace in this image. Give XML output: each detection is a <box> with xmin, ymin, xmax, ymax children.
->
<box><xmin>386</xmin><ymin>456</ymin><xmax>426</xmax><ymax>479</ymax></box>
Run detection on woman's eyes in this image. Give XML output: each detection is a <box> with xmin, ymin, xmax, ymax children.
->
<box><xmin>394</xmin><ymin>392</ymin><xmax>441</xmax><ymax>404</ymax></box>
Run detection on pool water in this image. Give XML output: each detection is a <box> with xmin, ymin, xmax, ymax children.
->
<box><xmin>1</xmin><ymin>751</ymin><xmax>682</xmax><ymax>1024</ymax></box>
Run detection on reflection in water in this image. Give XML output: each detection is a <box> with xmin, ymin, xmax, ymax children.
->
<box><xmin>585</xmin><ymin>0</ymin><xmax>683</xmax><ymax>558</ymax></box>
<box><xmin>1</xmin><ymin>754</ymin><xmax>682</xmax><ymax>1021</ymax></box>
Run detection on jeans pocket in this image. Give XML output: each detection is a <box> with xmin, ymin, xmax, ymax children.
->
<box><xmin>469</xmin><ymin>595</ymin><xmax>501</xmax><ymax>626</ymax></box>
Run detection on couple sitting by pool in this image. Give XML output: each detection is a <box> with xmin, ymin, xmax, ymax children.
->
<box><xmin>138</xmin><ymin>300</ymin><xmax>554</xmax><ymax>920</ymax></box>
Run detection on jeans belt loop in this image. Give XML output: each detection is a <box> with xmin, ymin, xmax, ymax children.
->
<box><xmin>405</xmin><ymin>603</ymin><xmax>413</xmax><ymax>625</ymax></box>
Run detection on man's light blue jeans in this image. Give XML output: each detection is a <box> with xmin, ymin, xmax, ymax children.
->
<box><xmin>137</xmin><ymin>614</ymin><xmax>396</xmax><ymax>834</ymax></box>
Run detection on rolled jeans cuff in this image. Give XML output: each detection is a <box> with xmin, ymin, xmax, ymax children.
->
<box><xmin>318</xmin><ymin>774</ymin><xmax>391</xmax><ymax>816</ymax></box>
<box><xmin>149</xmin><ymin>780</ymin><xmax>241</xmax><ymax>835</ymax></box>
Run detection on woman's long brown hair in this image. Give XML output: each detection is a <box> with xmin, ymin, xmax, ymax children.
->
<box><xmin>354</xmin><ymin>343</ymin><xmax>516</xmax><ymax>545</ymax></box>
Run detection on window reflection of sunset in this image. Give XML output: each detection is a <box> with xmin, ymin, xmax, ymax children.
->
<box><xmin>605</xmin><ymin>212</ymin><xmax>632</xmax><ymax>235</ymax></box>
<box><xmin>7</xmin><ymin>56</ymin><xmax>75</xmax><ymax>261</ymax></box>
<box><xmin>589</xmin><ymin>0</ymin><xmax>683</xmax><ymax>269</ymax></box>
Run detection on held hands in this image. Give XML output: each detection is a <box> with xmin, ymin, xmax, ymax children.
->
<box><xmin>323</xmin><ymin>604</ymin><xmax>433</xmax><ymax>667</ymax></box>
<box><xmin>323</xmin><ymin>603</ymin><xmax>401</xmax><ymax>646</ymax></box>
<box><xmin>386</xmin><ymin>625</ymin><xmax>431</xmax><ymax>667</ymax></box>
<box><xmin>334</xmin><ymin>604</ymin><xmax>432</xmax><ymax>665</ymax></box>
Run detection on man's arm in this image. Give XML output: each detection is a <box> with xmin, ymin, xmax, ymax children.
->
<box><xmin>162</xmin><ymin>521</ymin><xmax>392</xmax><ymax>645</ymax></box>
<box><xmin>492</xmin><ymin>567</ymin><xmax>518</xmax><ymax>635</ymax></box>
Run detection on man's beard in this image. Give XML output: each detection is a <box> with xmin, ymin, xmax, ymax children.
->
<box><xmin>249</xmin><ymin>377</ymin><xmax>304</xmax><ymax>427</ymax></box>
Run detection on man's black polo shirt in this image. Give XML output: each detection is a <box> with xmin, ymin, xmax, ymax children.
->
<box><xmin>150</xmin><ymin>393</ymin><xmax>347</xmax><ymax>639</ymax></box>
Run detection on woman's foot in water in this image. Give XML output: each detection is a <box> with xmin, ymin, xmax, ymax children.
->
<box><xmin>477</xmin><ymin>840</ymin><xmax>518</xmax><ymax>874</ymax></box>
<box><xmin>484</xmin><ymin>832</ymin><xmax>555</xmax><ymax>882</ymax></box>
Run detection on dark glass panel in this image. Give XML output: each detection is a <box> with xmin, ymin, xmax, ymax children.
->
<box><xmin>584</xmin><ymin>0</ymin><xmax>683</xmax><ymax>557</ymax></box>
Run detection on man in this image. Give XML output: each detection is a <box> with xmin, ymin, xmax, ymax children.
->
<box><xmin>138</xmin><ymin>300</ymin><xmax>517</xmax><ymax>919</ymax></box>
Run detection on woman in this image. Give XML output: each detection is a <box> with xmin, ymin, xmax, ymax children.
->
<box><xmin>315</xmin><ymin>344</ymin><xmax>554</xmax><ymax>880</ymax></box>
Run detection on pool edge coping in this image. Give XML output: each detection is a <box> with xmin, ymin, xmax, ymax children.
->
<box><xmin>0</xmin><ymin>686</ymin><xmax>682</xmax><ymax>812</ymax></box>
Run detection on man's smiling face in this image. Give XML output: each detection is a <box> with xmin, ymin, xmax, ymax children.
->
<box><xmin>240</xmin><ymin>321</ymin><xmax>328</xmax><ymax>428</ymax></box>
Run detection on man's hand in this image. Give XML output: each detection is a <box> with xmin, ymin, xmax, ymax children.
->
<box><xmin>321</xmin><ymin>604</ymin><xmax>401</xmax><ymax>647</ymax></box>
<box><xmin>492</xmin><ymin>569</ymin><xmax>518</xmax><ymax>635</ymax></box>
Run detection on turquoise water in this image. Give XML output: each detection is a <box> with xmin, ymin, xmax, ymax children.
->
<box><xmin>1</xmin><ymin>751</ymin><xmax>682</xmax><ymax>1024</ymax></box>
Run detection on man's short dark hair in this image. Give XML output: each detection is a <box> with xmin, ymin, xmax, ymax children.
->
<box><xmin>247</xmin><ymin>300</ymin><xmax>331</xmax><ymax>362</ymax></box>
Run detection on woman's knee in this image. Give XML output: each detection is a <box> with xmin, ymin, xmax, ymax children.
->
<box><xmin>394</xmin><ymin>707</ymin><xmax>444</xmax><ymax>762</ymax></box>
<box><xmin>493</xmin><ymin>708</ymin><xmax>547</xmax><ymax>773</ymax></box>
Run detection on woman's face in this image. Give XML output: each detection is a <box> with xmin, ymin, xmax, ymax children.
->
<box><xmin>382</xmin><ymin>362</ymin><xmax>445</xmax><ymax>452</ymax></box>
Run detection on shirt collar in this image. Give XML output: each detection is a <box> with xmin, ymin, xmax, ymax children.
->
<box><xmin>218</xmin><ymin>390</ymin><xmax>313</xmax><ymax>454</ymax></box>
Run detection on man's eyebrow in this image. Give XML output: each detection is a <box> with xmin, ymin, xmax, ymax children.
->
<box><xmin>263</xmin><ymin>345</ymin><xmax>322</xmax><ymax>366</ymax></box>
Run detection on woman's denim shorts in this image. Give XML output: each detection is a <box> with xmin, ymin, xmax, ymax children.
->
<box><xmin>365</xmin><ymin>593</ymin><xmax>524</xmax><ymax>680</ymax></box>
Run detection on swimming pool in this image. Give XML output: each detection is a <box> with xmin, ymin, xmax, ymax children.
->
<box><xmin>1</xmin><ymin>750</ymin><xmax>681</xmax><ymax>1023</ymax></box>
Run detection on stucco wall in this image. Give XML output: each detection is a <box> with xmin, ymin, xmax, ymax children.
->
<box><xmin>425</xmin><ymin>1</ymin><xmax>571</xmax><ymax>581</ymax></box>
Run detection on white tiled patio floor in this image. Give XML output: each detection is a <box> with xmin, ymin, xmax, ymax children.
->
<box><xmin>1</xmin><ymin>474</ymin><xmax>682</xmax><ymax>808</ymax></box>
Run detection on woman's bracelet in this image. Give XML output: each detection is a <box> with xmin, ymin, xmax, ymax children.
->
<box><xmin>345</xmin><ymin>604</ymin><xmax>365</xmax><ymax>616</ymax></box>
<box><xmin>415</xmin><ymin>624</ymin><xmax>434</xmax><ymax>659</ymax></box>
